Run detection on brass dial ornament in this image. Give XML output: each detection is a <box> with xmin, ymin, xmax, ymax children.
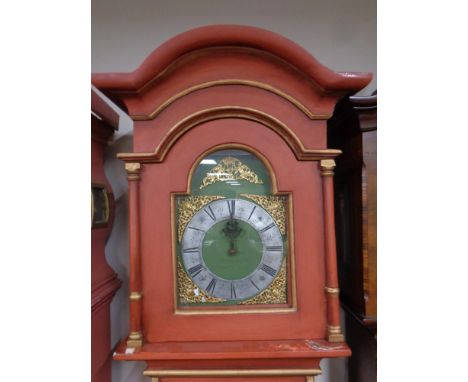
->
<box><xmin>200</xmin><ymin>156</ymin><xmax>264</xmax><ymax>189</ymax></box>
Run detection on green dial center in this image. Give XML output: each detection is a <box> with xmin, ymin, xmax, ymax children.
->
<box><xmin>202</xmin><ymin>219</ymin><xmax>263</xmax><ymax>280</ymax></box>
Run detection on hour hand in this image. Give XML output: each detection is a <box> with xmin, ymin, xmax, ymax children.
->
<box><xmin>223</xmin><ymin>219</ymin><xmax>242</xmax><ymax>256</ymax></box>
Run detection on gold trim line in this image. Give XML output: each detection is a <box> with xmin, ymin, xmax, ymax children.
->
<box><xmin>144</xmin><ymin>368</ymin><xmax>322</xmax><ymax>377</ymax></box>
<box><xmin>325</xmin><ymin>286</ymin><xmax>340</xmax><ymax>295</ymax></box>
<box><xmin>129</xmin><ymin>292</ymin><xmax>142</xmax><ymax>301</ymax></box>
<box><xmin>128</xmin><ymin>79</ymin><xmax>330</xmax><ymax>121</ymax></box>
<box><xmin>175</xmin><ymin>306</ymin><xmax>296</xmax><ymax>315</ymax></box>
<box><xmin>117</xmin><ymin>107</ymin><xmax>342</xmax><ymax>163</ymax></box>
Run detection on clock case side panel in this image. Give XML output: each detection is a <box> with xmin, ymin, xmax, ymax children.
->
<box><xmin>137</xmin><ymin>118</ymin><xmax>328</xmax><ymax>343</ymax></box>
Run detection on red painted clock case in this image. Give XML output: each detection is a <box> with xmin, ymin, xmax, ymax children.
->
<box><xmin>141</xmin><ymin>118</ymin><xmax>325</xmax><ymax>342</ymax></box>
<box><xmin>93</xmin><ymin>25</ymin><xmax>371</xmax><ymax>374</ymax></box>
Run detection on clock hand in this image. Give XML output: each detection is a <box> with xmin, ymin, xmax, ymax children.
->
<box><xmin>222</xmin><ymin>218</ymin><xmax>242</xmax><ymax>256</ymax></box>
<box><xmin>228</xmin><ymin>239</ymin><xmax>236</xmax><ymax>256</ymax></box>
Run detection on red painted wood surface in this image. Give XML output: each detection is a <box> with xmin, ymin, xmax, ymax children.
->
<box><xmin>128</xmin><ymin>174</ymin><xmax>142</xmax><ymax>338</ymax></box>
<box><xmin>91</xmin><ymin>90</ymin><xmax>121</xmax><ymax>382</ymax></box>
<box><xmin>93</xmin><ymin>25</ymin><xmax>371</xmax><ymax>378</ymax></box>
<box><xmin>322</xmin><ymin>174</ymin><xmax>341</xmax><ymax>330</ymax></box>
<box><xmin>141</xmin><ymin>118</ymin><xmax>326</xmax><ymax>342</ymax></box>
<box><xmin>114</xmin><ymin>339</ymin><xmax>350</xmax><ymax>362</ymax></box>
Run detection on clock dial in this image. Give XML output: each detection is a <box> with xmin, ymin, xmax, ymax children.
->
<box><xmin>175</xmin><ymin>148</ymin><xmax>289</xmax><ymax>306</ymax></box>
<box><xmin>181</xmin><ymin>198</ymin><xmax>284</xmax><ymax>300</ymax></box>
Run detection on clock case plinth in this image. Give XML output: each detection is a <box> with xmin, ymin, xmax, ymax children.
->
<box><xmin>114</xmin><ymin>338</ymin><xmax>350</xmax><ymax>381</ymax></box>
<box><xmin>92</xmin><ymin>25</ymin><xmax>371</xmax><ymax>379</ymax></box>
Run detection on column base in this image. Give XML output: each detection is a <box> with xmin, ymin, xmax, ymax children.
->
<box><xmin>327</xmin><ymin>325</ymin><xmax>345</xmax><ymax>342</ymax></box>
<box><xmin>126</xmin><ymin>331</ymin><xmax>143</xmax><ymax>347</ymax></box>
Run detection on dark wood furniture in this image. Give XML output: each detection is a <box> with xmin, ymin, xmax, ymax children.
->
<box><xmin>328</xmin><ymin>92</ymin><xmax>377</xmax><ymax>382</ymax></box>
<box><xmin>91</xmin><ymin>88</ymin><xmax>122</xmax><ymax>382</ymax></box>
<box><xmin>93</xmin><ymin>25</ymin><xmax>371</xmax><ymax>382</ymax></box>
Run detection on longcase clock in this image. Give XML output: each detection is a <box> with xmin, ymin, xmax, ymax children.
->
<box><xmin>92</xmin><ymin>25</ymin><xmax>371</xmax><ymax>382</ymax></box>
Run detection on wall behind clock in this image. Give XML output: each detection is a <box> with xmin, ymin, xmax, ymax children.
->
<box><xmin>92</xmin><ymin>1</ymin><xmax>376</xmax><ymax>381</ymax></box>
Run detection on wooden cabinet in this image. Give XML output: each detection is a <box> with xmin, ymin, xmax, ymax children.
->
<box><xmin>93</xmin><ymin>25</ymin><xmax>371</xmax><ymax>381</ymax></box>
<box><xmin>328</xmin><ymin>92</ymin><xmax>377</xmax><ymax>382</ymax></box>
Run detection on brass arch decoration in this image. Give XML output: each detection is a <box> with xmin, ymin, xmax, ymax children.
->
<box><xmin>129</xmin><ymin>80</ymin><xmax>330</xmax><ymax>121</ymax></box>
<box><xmin>117</xmin><ymin>106</ymin><xmax>341</xmax><ymax>163</ymax></box>
<box><xmin>185</xmin><ymin>142</ymin><xmax>280</xmax><ymax>195</ymax></box>
<box><xmin>199</xmin><ymin>156</ymin><xmax>264</xmax><ymax>189</ymax></box>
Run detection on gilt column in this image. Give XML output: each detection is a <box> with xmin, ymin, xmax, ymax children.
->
<box><xmin>320</xmin><ymin>159</ymin><xmax>344</xmax><ymax>342</ymax></box>
<box><xmin>125</xmin><ymin>162</ymin><xmax>143</xmax><ymax>347</ymax></box>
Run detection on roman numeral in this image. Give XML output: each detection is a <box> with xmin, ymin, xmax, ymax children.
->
<box><xmin>230</xmin><ymin>282</ymin><xmax>237</xmax><ymax>299</ymax></box>
<box><xmin>249</xmin><ymin>278</ymin><xmax>260</xmax><ymax>291</ymax></box>
<box><xmin>248</xmin><ymin>205</ymin><xmax>256</xmax><ymax>220</ymax></box>
<box><xmin>260</xmin><ymin>223</ymin><xmax>275</xmax><ymax>233</ymax></box>
<box><xmin>183</xmin><ymin>247</ymin><xmax>199</xmax><ymax>253</ymax></box>
<box><xmin>203</xmin><ymin>206</ymin><xmax>216</xmax><ymax>221</ymax></box>
<box><xmin>260</xmin><ymin>263</ymin><xmax>277</xmax><ymax>277</ymax></box>
<box><xmin>188</xmin><ymin>226</ymin><xmax>205</xmax><ymax>233</ymax></box>
<box><xmin>205</xmin><ymin>278</ymin><xmax>217</xmax><ymax>294</ymax></box>
<box><xmin>227</xmin><ymin>200</ymin><xmax>235</xmax><ymax>218</ymax></box>
<box><xmin>187</xmin><ymin>264</ymin><xmax>204</xmax><ymax>277</ymax></box>
<box><xmin>265</xmin><ymin>246</ymin><xmax>282</xmax><ymax>251</ymax></box>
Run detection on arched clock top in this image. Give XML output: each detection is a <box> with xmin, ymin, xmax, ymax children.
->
<box><xmin>92</xmin><ymin>25</ymin><xmax>371</xmax><ymax>123</ymax></box>
<box><xmin>92</xmin><ymin>24</ymin><xmax>371</xmax><ymax>94</ymax></box>
<box><xmin>94</xmin><ymin>26</ymin><xmax>371</xmax><ymax>158</ymax></box>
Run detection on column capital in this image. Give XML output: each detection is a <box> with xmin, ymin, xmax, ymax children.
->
<box><xmin>125</xmin><ymin>162</ymin><xmax>142</xmax><ymax>181</ymax></box>
<box><xmin>319</xmin><ymin>159</ymin><xmax>335</xmax><ymax>177</ymax></box>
